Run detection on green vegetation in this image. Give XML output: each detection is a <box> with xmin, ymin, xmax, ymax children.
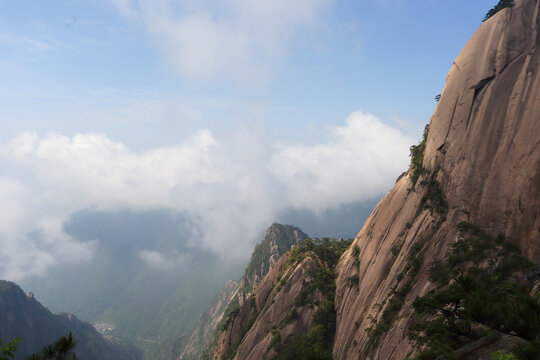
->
<box><xmin>418</xmin><ymin>173</ymin><xmax>448</xmax><ymax>219</ymax></box>
<box><xmin>269</xmin><ymin>325</ymin><xmax>334</xmax><ymax>360</ymax></box>
<box><xmin>243</xmin><ymin>224</ymin><xmax>307</xmax><ymax>293</ymax></box>
<box><xmin>0</xmin><ymin>280</ymin><xmax>138</xmax><ymax>360</ymax></box>
<box><xmin>352</xmin><ymin>245</ymin><xmax>360</xmax><ymax>257</ymax></box>
<box><xmin>0</xmin><ymin>338</ymin><xmax>19</xmax><ymax>360</ymax></box>
<box><xmin>214</xmin><ymin>237</ymin><xmax>351</xmax><ymax>360</ymax></box>
<box><xmin>0</xmin><ymin>334</ymin><xmax>81</xmax><ymax>360</ymax></box>
<box><xmin>282</xmin><ymin>309</ymin><xmax>299</xmax><ymax>327</ymax></box>
<box><xmin>204</xmin><ymin>224</ymin><xmax>307</xmax><ymax>360</ymax></box>
<box><xmin>288</xmin><ymin>238</ymin><xmax>351</xmax><ymax>271</ymax></box>
<box><xmin>200</xmin><ymin>333</ymin><xmax>219</xmax><ymax>360</ymax></box>
<box><xmin>290</xmin><ymin>238</ymin><xmax>352</xmax><ymax>307</ymax></box>
<box><xmin>407</xmin><ymin>122</ymin><xmax>448</xmax><ymax>223</ymax></box>
<box><xmin>484</xmin><ymin>0</ymin><xmax>514</xmax><ymax>22</ymax></box>
<box><xmin>366</xmin><ymin>240</ymin><xmax>425</xmax><ymax>352</ymax></box>
<box><xmin>352</xmin><ymin>245</ymin><xmax>361</xmax><ymax>269</ymax></box>
<box><xmin>23</xmin><ymin>210</ymin><xmax>242</xmax><ymax>360</ymax></box>
<box><xmin>392</xmin><ymin>240</ymin><xmax>404</xmax><ymax>258</ymax></box>
<box><xmin>265</xmin><ymin>238</ymin><xmax>351</xmax><ymax>360</ymax></box>
<box><xmin>409</xmin><ymin>125</ymin><xmax>429</xmax><ymax>187</ymax></box>
<box><xmin>223</xmin><ymin>311</ymin><xmax>259</xmax><ymax>360</ymax></box>
<box><xmin>25</xmin><ymin>333</ymin><xmax>78</xmax><ymax>360</ymax></box>
<box><xmin>407</xmin><ymin>222</ymin><xmax>538</xmax><ymax>360</ymax></box>
<box><xmin>288</xmin><ymin>237</ymin><xmax>351</xmax><ymax>307</ymax></box>
<box><xmin>347</xmin><ymin>274</ymin><xmax>360</xmax><ymax>288</ymax></box>
<box><xmin>218</xmin><ymin>296</ymin><xmax>240</xmax><ymax>332</ymax></box>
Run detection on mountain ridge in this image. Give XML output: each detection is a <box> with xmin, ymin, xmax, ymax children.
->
<box><xmin>175</xmin><ymin>223</ymin><xmax>308</xmax><ymax>360</ymax></box>
<box><xmin>0</xmin><ymin>280</ymin><xmax>139</xmax><ymax>360</ymax></box>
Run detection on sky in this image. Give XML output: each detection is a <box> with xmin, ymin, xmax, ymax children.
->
<box><xmin>0</xmin><ymin>0</ymin><xmax>499</xmax><ymax>281</ymax></box>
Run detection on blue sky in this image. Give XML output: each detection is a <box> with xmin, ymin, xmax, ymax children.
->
<box><xmin>1</xmin><ymin>0</ymin><xmax>496</xmax><ymax>147</ymax></box>
<box><xmin>0</xmin><ymin>0</ymin><xmax>500</xmax><ymax>279</ymax></box>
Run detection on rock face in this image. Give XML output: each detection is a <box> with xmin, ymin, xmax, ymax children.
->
<box><xmin>176</xmin><ymin>224</ymin><xmax>308</xmax><ymax>360</ymax></box>
<box><xmin>176</xmin><ymin>280</ymin><xmax>239</xmax><ymax>360</ymax></box>
<box><xmin>238</xmin><ymin>224</ymin><xmax>309</xmax><ymax>299</ymax></box>
<box><xmin>333</xmin><ymin>1</ymin><xmax>540</xmax><ymax>359</ymax></box>
<box><xmin>211</xmin><ymin>238</ymin><xmax>349</xmax><ymax>360</ymax></box>
<box><xmin>0</xmin><ymin>280</ymin><xmax>139</xmax><ymax>360</ymax></box>
<box><xmin>212</xmin><ymin>253</ymin><xmax>325</xmax><ymax>360</ymax></box>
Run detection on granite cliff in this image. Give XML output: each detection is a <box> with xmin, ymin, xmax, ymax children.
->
<box><xmin>194</xmin><ymin>1</ymin><xmax>540</xmax><ymax>359</ymax></box>
<box><xmin>176</xmin><ymin>224</ymin><xmax>308</xmax><ymax>360</ymax></box>
<box><xmin>212</xmin><ymin>238</ymin><xmax>350</xmax><ymax>360</ymax></box>
<box><xmin>334</xmin><ymin>0</ymin><xmax>540</xmax><ymax>358</ymax></box>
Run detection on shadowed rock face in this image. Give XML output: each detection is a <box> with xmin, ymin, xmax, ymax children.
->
<box><xmin>211</xmin><ymin>237</ymin><xmax>350</xmax><ymax>360</ymax></box>
<box><xmin>0</xmin><ymin>281</ymin><xmax>138</xmax><ymax>360</ymax></box>
<box><xmin>175</xmin><ymin>280</ymin><xmax>239</xmax><ymax>360</ymax></box>
<box><xmin>176</xmin><ymin>224</ymin><xmax>308</xmax><ymax>360</ymax></box>
<box><xmin>333</xmin><ymin>1</ymin><xmax>540</xmax><ymax>359</ymax></box>
<box><xmin>237</xmin><ymin>223</ymin><xmax>309</xmax><ymax>302</ymax></box>
<box><xmin>212</xmin><ymin>254</ymin><xmax>325</xmax><ymax>360</ymax></box>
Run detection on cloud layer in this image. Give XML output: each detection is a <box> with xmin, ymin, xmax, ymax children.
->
<box><xmin>0</xmin><ymin>111</ymin><xmax>414</xmax><ymax>280</ymax></box>
<box><xmin>109</xmin><ymin>0</ymin><xmax>332</xmax><ymax>82</ymax></box>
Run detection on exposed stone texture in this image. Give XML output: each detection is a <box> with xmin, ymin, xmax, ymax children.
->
<box><xmin>176</xmin><ymin>280</ymin><xmax>238</xmax><ymax>360</ymax></box>
<box><xmin>238</xmin><ymin>224</ymin><xmax>308</xmax><ymax>297</ymax></box>
<box><xmin>333</xmin><ymin>1</ymin><xmax>540</xmax><ymax>359</ymax></box>
<box><xmin>176</xmin><ymin>224</ymin><xmax>307</xmax><ymax>360</ymax></box>
<box><xmin>213</xmin><ymin>253</ymin><xmax>325</xmax><ymax>360</ymax></box>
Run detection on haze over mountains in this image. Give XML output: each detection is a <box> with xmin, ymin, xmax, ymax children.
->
<box><xmin>17</xmin><ymin>203</ymin><xmax>374</xmax><ymax>359</ymax></box>
<box><xmin>187</xmin><ymin>2</ymin><xmax>540</xmax><ymax>359</ymax></box>
<box><xmin>0</xmin><ymin>280</ymin><xmax>139</xmax><ymax>360</ymax></box>
<box><xmin>1</xmin><ymin>0</ymin><xmax>539</xmax><ymax>360</ymax></box>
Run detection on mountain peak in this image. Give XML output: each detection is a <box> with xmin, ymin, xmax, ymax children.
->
<box><xmin>241</xmin><ymin>224</ymin><xmax>308</xmax><ymax>294</ymax></box>
<box><xmin>175</xmin><ymin>223</ymin><xmax>309</xmax><ymax>360</ymax></box>
<box><xmin>0</xmin><ymin>280</ymin><xmax>26</xmax><ymax>297</ymax></box>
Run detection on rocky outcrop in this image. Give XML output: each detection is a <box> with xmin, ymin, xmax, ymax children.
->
<box><xmin>212</xmin><ymin>238</ymin><xmax>348</xmax><ymax>360</ymax></box>
<box><xmin>238</xmin><ymin>224</ymin><xmax>309</xmax><ymax>300</ymax></box>
<box><xmin>333</xmin><ymin>1</ymin><xmax>540</xmax><ymax>359</ymax></box>
<box><xmin>0</xmin><ymin>280</ymin><xmax>139</xmax><ymax>360</ymax></box>
<box><xmin>177</xmin><ymin>224</ymin><xmax>308</xmax><ymax>360</ymax></box>
<box><xmin>212</xmin><ymin>253</ymin><xmax>322</xmax><ymax>360</ymax></box>
<box><xmin>176</xmin><ymin>280</ymin><xmax>239</xmax><ymax>360</ymax></box>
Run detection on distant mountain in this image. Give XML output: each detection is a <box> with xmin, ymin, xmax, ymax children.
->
<box><xmin>20</xmin><ymin>209</ymin><xmax>242</xmax><ymax>359</ymax></box>
<box><xmin>277</xmin><ymin>200</ymin><xmax>378</xmax><ymax>240</ymax></box>
<box><xmin>175</xmin><ymin>223</ymin><xmax>308</xmax><ymax>360</ymax></box>
<box><xmin>17</xmin><ymin>197</ymin><xmax>376</xmax><ymax>360</ymax></box>
<box><xmin>0</xmin><ymin>280</ymin><xmax>139</xmax><ymax>360</ymax></box>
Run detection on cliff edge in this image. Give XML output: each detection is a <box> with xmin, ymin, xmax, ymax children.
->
<box><xmin>333</xmin><ymin>1</ymin><xmax>540</xmax><ymax>359</ymax></box>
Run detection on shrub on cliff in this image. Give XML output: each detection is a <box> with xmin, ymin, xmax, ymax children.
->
<box><xmin>0</xmin><ymin>338</ymin><xmax>19</xmax><ymax>360</ymax></box>
<box><xmin>407</xmin><ymin>223</ymin><xmax>538</xmax><ymax>359</ymax></box>
<box><xmin>484</xmin><ymin>0</ymin><xmax>514</xmax><ymax>22</ymax></box>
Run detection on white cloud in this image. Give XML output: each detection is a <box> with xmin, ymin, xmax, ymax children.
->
<box><xmin>139</xmin><ymin>249</ymin><xmax>192</xmax><ymax>271</ymax></box>
<box><xmin>0</xmin><ymin>177</ymin><xmax>97</xmax><ymax>281</ymax></box>
<box><xmin>272</xmin><ymin>112</ymin><xmax>413</xmax><ymax>211</ymax></box>
<box><xmin>108</xmin><ymin>0</ymin><xmax>333</xmax><ymax>82</ymax></box>
<box><xmin>0</xmin><ymin>111</ymin><xmax>414</xmax><ymax>279</ymax></box>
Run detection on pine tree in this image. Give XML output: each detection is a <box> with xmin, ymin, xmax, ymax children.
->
<box><xmin>483</xmin><ymin>0</ymin><xmax>514</xmax><ymax>22</ymax></box>
<box><xmin>25</xmin><ymin>333</ymin><xmax>78</xmax><ymax>360</ymax></box>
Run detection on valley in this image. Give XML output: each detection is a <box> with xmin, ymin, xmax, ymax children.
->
<box><xmin>1</xmin><ymin>1</ymin><xmax>539</xmax><ymax>360</ymax></box>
